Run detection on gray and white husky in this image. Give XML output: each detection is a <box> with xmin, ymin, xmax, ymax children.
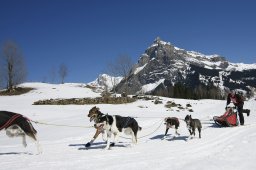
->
<box><xmin>184</xmin><ymin>115</ymin><xmax>202</xmax><ymax>139</ymax></box>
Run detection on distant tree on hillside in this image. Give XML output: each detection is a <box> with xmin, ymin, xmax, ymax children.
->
<box><xmin>49</xmin><ymin>66</ymin><xmax>57</xmax><ymax>84</ymax></box>
<box><xmin>59</xmin><ymin>64</ymin><xmax>68</xmax><ymax>84</ymax></box>
<box><xmin>0</xmin><ymin>40</ymin><xmax>27</xmax><ymax>91</ymax></box>
<box><xmin>107</xmin><ymin>55</ymin><xmax>133</xmax><ymax>93</ymax></box>
<box><xmin>0</xmin><ymin>70</ymin><xmax>3</xmax><ymax>89</ymax></box>
<box><xmin>106</xmin><ymin>64</ymin><xmax>119</xmax><ymax>94</ymax></box>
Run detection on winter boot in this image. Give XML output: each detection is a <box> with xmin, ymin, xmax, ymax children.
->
<box><xmin>243</xmin><ymin>109</ymin><xmax>250</xmax><ymax>117</ymax></box>
<box><xmin>247</xmin><ymin>110</ymin><xmax>250</xmax><ymax>117</ymax></box>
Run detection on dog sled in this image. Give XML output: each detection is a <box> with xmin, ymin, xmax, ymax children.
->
<box><xmin>213</xmin><ymin>107</ymin><xmax>238</xmax><ymax>127</ymax></box>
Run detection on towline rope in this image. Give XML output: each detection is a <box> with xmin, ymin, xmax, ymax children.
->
<box><xmin>30</xmin><ymin>116</ymin><xmax>213</xmax><ymax>129</ymax></box>
<box><xmin>119</xmin><ymin>119</ymin><xmax>165</xmax><ymax>139</ymax></box>
<box><xmin>31</xmin><ymin>120</ymin><xmax>94</xmax><ymax>128</ymax></box>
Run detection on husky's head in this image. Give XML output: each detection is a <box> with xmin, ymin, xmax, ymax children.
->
<box><xmin>88</xmin><ymin>106</ymin><xmax>100</xmax><ymax>122</ymax></box>
<box><xmin>184</xmin><ymin>115</ymin><xmax>192</xmax><ymax>127</ymax></box>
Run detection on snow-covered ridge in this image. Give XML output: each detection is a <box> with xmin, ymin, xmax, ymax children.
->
<box><xmin>187</xmin><ymin>51</ymin><xmax>220</xmax><ymax>59</ymax></box>
<box><xmin>134</xmin><ymin>64</ymin><xmax>147</xmax><ymax>74</ymax></box>
<box><xmin>140</xmin><ymin>79</ymin><xmax>165</xmax><ymax>93</ymax></box>
<box><xmin>150</xmin><ymin>38</ymin><xmax>256</xmax><ymax>71</ymax></box>
<box><xmin>87</xmin><ymin>74</ymin><xmax>123</xmax><ymax>91</ymax></box>
<box><xmin>148</xmin><ymin>37</ymin><xmax>172</xmax><ymax>49</ymax></box>
<box><xmin>226</xmin><ymin>62</ymin><xmax>256</xmax><ymax>71</ymax></box>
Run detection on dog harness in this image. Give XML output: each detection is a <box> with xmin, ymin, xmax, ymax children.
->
<box><xmin>173</xmin><ymin>117</ymin><xmax>179</xmax><ymax>124</ymax></box>
<box><xmin>0</xmin><ymin>114</ymin><xmax>22</xmax><ymax>131</ymax></box>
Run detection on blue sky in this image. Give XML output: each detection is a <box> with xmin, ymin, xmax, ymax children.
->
<box><xmin>0</xmin><ymin>0</ymin><xmax>255</xmax><ymax>83</ymax></box>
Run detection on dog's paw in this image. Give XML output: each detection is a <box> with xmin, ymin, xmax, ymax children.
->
<box><xmin>104</xmin><ymin>147</ymin><xmax>110</xmax><ymax>150</ymax></box>
<box><xmin>22</xmin><ymin>142</ymin><xmax>27</xmax><ymax>148</ymax></box>
<box><xmin>185</xmin><ymin>136</ymin><xmax>193</xmax><ymax>142</ymax></box>
<box><xmin>110</xmin><ymin>142</ymin><xmax>115</xmax><ymax>147</ymax></box>
<box><xmin>85</xmin><ymin>142</ymin><xmax>91</xmax><ymax>148</ymax></box>
<box><xmin>161</xmin><ymin>135</ymin><xmax>168</xmax><ymax>140</ymax></box>
<box><xmin>170</xmin><ymin>136</ymin><xmax>176</xmax><ymax>140</ymax></box>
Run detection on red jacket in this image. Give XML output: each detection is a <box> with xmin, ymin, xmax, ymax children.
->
<box><xmin>226</xmin><ymin>93</ymin><xmax>244</xmax><ymax>107</ymax></box>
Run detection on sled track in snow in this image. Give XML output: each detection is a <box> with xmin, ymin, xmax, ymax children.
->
<box><xmin>131</xmin><ymin>119</ymin><xmax>256</xmax><ymax>160</ymax></box>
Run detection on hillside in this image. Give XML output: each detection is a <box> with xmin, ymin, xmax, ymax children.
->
<box><xmin>0</xmin><ymin>83</ymin><xmax>256</xmax><ymax>170</ymax></box>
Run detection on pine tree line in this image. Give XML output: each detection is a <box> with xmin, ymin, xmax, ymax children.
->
<box><xmin>152</xmin><ymin>82</ymin><xmax>224</xmax><ymax>100</ymax></box>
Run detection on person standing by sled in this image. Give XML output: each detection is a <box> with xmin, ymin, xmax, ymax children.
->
<box><xmin>226</xmin><ymin>90</ymin><xmax>250</xmax><ymax>125</ymax></box>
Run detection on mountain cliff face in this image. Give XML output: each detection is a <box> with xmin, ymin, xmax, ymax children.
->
<box><xmin>115</xmin><ymin>37</ymin><xmax>256</xmax><ymax>98</ymax></box>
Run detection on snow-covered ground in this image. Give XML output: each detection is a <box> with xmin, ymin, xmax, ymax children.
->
<box><xmin>0</xmin><ymin>83</ymin><xmax>256</xmax><ymax>170</ymax></box>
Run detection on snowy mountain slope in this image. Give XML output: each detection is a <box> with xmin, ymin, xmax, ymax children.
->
<box><xmin>87</xmin><ymin>74</ymin><xmax>123</xmax><ymax>92</ymax></box>
<box><xmin>0</xmin><ymin>83</ymin><xmax>256</xmax><ymax>170</ymax></box>
<box><xmin>115</xmin><ymin>37</ymin><xmax>256</xmax><ymax>96</ymax></box>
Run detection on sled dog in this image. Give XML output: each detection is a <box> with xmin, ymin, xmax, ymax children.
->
<box><xmin>95</xmin><ymin>114</ymin><xmax>141</xmax><ymax>150</ymax></box>
<box><xmin>163</xmin><ymin>117</ymin><xmax>180</xmax><ymax>138</ymax></box>
<box><xmin>184</xmin><ymin>115</ymin><xmax>202</xmax><ymax>139</ymax></box>
<box><xmin>0</xmin><ymin>110</ymin><xmax>41</xmax><ymax>153</ymax></box>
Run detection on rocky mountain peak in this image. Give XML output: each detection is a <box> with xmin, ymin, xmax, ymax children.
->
<box><xmin>114</xmin><ymin>38</ymin><xmax>256</xmax><ymax>98</ymax></box>
<box><xmin>154</xmin><ymin>36</ymin><xmax>161</xmax><ymax>43</ymax></box>
<box><xmin>144</xmin><ymin>37</ymin><xmax>179</xmax><ymax>65</ymax></box>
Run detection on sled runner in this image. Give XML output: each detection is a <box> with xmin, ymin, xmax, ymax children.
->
<box><xmin>213</xmin><ymin>107</ymin><xmax>238</xmax><ymax>127</ymax></box>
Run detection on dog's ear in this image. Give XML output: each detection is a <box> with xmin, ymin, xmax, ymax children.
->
<box><xmin>189</xmin><ymin>115</ymin><xmax>192</xmax><ymax>118</ymax></box>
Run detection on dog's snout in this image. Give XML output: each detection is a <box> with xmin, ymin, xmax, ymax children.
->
<box><xmin>87</xmin><ymin>112</ymin><xmax>92</xmax><ymax>117</ymax></box>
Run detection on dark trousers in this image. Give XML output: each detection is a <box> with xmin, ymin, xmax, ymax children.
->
<box><xmin>237</xmin><ymin>106</ymin><xmax>244</xmax><ymax>125</ymax></box>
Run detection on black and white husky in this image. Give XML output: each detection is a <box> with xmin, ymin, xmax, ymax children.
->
<box><xmin>0</xmin><ymin>110</ymin><xmax>42</xmax><ymax>154</ymax></box>
<box><xmin>95</xmin><ymin>114</ymin><xmax>141</xmax><ymax>150</ymax></box>
<box><xmin>163</xmin><ymin>117</ymin><xmax>180</xmax><ymax>139</ymax></box>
